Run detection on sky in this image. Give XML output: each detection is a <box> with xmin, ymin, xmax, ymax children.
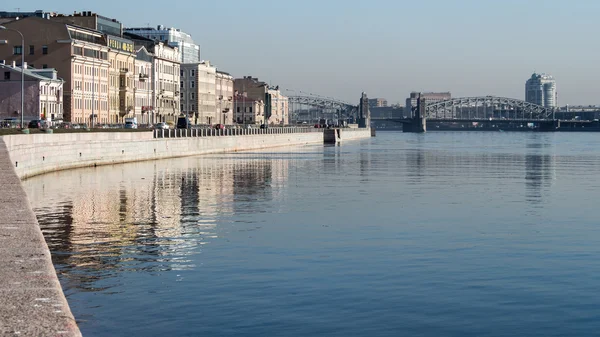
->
<box><xmin>15</xmin><ymin>0</ymin><xmax>600</xmax><ymax>105</ymax></box>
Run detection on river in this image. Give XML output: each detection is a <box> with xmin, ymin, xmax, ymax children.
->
<box><xmin>23</xmin><ymin>131</ymin><xmax>600</xmax><ymax>336</ymax></box>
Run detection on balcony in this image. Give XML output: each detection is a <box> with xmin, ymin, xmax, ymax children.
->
<box><xmin>139</xmin><ymin>73</ymin><xmax>148</xmax><ymax>81</ymax></box>
<box><xmin>120</xmin><ymin>68</ymin><xmax>129</xmax><ymax>73</ymax></box>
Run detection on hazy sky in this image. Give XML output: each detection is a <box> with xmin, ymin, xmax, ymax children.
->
<box><xmin>16</xmin><ymin>0</ymin><xmax>600</xmax><ymax>104</ymax></box>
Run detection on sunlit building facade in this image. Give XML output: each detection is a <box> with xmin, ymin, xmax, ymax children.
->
<box><xmin>526</xmin><ymin>73</ymin><xmax>557</xmax><ymax>108</ymax></box>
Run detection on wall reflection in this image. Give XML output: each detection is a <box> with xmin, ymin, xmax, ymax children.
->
<box><xmin>24</xmin><ymin>155</ymin><xmax>290</xmax><ymax>292</ymax></box>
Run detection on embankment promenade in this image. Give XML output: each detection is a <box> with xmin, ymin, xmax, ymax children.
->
<box><xmin>0</xmin><ymin>127</ymin><xmax>372</xmax><ymax>336</ymax></box>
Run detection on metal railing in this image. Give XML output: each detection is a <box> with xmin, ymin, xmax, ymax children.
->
<box><xmin>153</xmin><ymin>126</ymin><xmax>325</xmax><ymax>138</ymax></box>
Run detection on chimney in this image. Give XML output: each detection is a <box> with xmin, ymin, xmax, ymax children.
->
<box><xmin>23</xmin><ymin>62</ymin><xmax>28</xmax><ymax>69</ymax></box>
<box><xmin>12</xmin><ymin>61</ymin><xmax>16</xmax><ymax>68</ymax></box>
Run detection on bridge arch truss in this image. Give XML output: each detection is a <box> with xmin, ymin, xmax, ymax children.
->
<box><xmin>424</xmin><ymin>96</ymin><xmax>553</xmax><ymax>120</ymax></box>
<box><xmin>288</xmin><ymin>96</ymin><xmax>358</xmax><ymax>121</ymax></box>
<box><xmin>288</xmin><ymin>96</ymin><xmax>355</xmax><ymax>110</ymax></box>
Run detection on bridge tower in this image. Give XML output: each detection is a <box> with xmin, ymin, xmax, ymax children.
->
<box><xmin>358</xmin><ymin>92</ymin><xmax>370</xmax><ymax>128</ymax></box>
<box><xmin>404</xmin><ymin>95</ymin><xmax>427</xmax><ymax>133</ymax></box>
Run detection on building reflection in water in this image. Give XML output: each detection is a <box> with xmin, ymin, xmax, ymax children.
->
<box><xmin>524</xmin><ymin>139</ymin><xmax>556</xmax><ymax>204</ymax></box>
<box><xmin>23</xmin><ymin>155</ymin><xmax>290</xmax><ymax>292</ymax></box>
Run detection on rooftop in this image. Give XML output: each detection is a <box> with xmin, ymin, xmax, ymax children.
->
<box><xmin>0</xmin><ymin>62</ymin><xmax>63</xmax><ymax>82</ymax></box>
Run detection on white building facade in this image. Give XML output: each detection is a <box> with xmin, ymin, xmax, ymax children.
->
<box><xmin>216</xmin><ymin>71</ymin><xmax>234</xmax><ymax>125</ymax></box>
<box><xmin>133</xmin><ymin>46</ymin><xmax>154</xmax><ymax>124</ymax></box>
<box><xmin>267</xmin><ymin>88</ymin><xmax>289</xmax><ymax>125</ymax></box>
<box><xmin>124</xmin><ymin>25</ymin><xmax>200</xmax><ymax>64</ymax></box>
<box><xmin>181</xmin><ymin>61</ymin><xmax>216</xmax><ymax>125</ymax></box>
<box><xmin>526</xmin><ymin>73</ymin><xmax>557</xmax><ymax>108</ymax></box>
<box><xmin>234</xmin><ymin>94</ymin><xmax>264</xmax><ymax>125</ymax></box>
<box><xmin>153</xmin><ymin>42</ymin><xmax>180</xmax><ymax>122</ymax></box>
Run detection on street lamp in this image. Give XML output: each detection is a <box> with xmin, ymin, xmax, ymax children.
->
<box><xmin>0</xmin><ymin>26</ymin><xmax>24</xmax><ymax>129</ymax></box>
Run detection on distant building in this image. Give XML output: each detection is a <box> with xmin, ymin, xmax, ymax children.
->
<box><xmin>0</xmin><ymin>10</ymin><xmax>55</xmax><ymax>24</ymax></box>
<box><xmin>267</xmin><ymin>88</ymin><xmax>289</xmax><ymax>125</ymax></box>
<box><xmin>124</xmin><ymin>25</ymin><xmax>200</xmax><ymax>64</ymax></box>
<box><xmin>370</xmin><ymin>106</ymin><xmax>404</xmax><ymax>119</ymax></box>
<box><xmin>0</xmin><ymin>62</ymin><xmax>64</xmax><ymax>123</ymax></box>
<box><xmin>234</xmin><ymin>93</ymin><xmax>265</xmax><ymax>125</ymax></box>
<box><xmin>405</xmin><ymin>92</ymin><xmax>451</xmax><ymax>118</ymax></box>
<box><xmin>368</xmin><ymin>98</ymin><xmax>387</xmax><ymax>108</ymax></box>
<box><xmin>525</xmin><ymin>73</ymin><xmax>557</xmax><ymax>108</ymax></box>
<box><xmin>234</xmin><ymin>76</ymin><xmax>288</xmax><ymax>125</ymax></box>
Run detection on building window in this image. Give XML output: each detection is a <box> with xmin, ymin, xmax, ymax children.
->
<box><xmin>249</xmin><ymin>107</ymin><xmax>253</xmax><ymax>113</ymax></box>
<box><xmin>13</xmin><ymin>46</ymin><xmax>22</xmax><ymax>55</ymax></box>
<box><xmin>190</xmin><ymin>81</ymin><xmax>194</xmax><ymax>88</ymax></box>
<box><xmin>42</xmin><ymin>45</ymin><xmax>48</xmax><ymax>54</ymax></box>
<box><xmin>180</xmin><ymin>81</ymin><xmax>183</xmax><ymax>88</ymax></box>
<box><xmin>237</xmin><ymin>106</ymin><xmax>240</xmax><ymax>113</ymax></box>
<box><xmin>4</xmin><ymin>72</ymin><xmax>10</xmax><ymax>80</ymax></box>
<box><xmin>180</xmin><ymin>69</ymin><xmax>183</xmax><ymax>76</ymax></box>
<box><xmin>190</xmin><ymin>70</ymin><xmax>195</xmax><ymax>77</ymax></box>
<box><xmin>29</xmin><ymin>45</ymin><xmax>34</xmax><ymax>55</ymax></box>
<box><xmin>43</xmin><ymin>64</ymin><xmax>48</xmax><ymax>69</ymax></box>
<box><xmin>190</xmin><ymin>93</ymin><xmax>194</xmax><ymax>99</ymax></box>
<box><xmin>191</xmin><ymin>104</ymin><xmax>195</xmax><ymax>111</ymax></box>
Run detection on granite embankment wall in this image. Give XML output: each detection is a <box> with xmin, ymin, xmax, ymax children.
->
<box><xmin>3</xmin><ymin>128</ymin><xmax>372</xmax><ymax>179</ymax></box>
<box><xmin>0</xmin><ymin>127</ymin><xmax>371</xmax><ymax>335</ymax></box>
<box><xmin>4</xmin><ymin>128</ymin><xmax>370</xmax><ymax>179</ymax></box>
<box><xmin>0</xmin><ymin>138</ymin><xmax>81</xmax><ymax>336</ymax></box>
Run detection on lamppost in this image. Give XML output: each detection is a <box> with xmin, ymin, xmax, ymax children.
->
<box><xmin>0</xmin><ymin>26</ymin><xmax>24</xmax><ymax>129</ymax></box>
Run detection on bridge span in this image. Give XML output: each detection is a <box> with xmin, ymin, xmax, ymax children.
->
<box><xmin>390</xmin><ymin>96</ymin><xmax>566</xmax><ymax>132</ymax></box>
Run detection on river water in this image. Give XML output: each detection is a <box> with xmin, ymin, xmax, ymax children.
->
<box><xmin>23</xmin><ymin>131</ymin><xmax>600</xmax><ymax>336</ymax></box>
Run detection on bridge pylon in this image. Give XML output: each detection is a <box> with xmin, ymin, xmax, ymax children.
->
<box><xmin>404</xmin><ymin>96</ymin><xmax>427</xmax><ymax>133</ymax></box>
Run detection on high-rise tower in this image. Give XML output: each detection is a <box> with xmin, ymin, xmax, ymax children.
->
<box><xmin>526</xmin><ymin>73</ymin><xmax>557</xmax><ymax>108</ymax></box>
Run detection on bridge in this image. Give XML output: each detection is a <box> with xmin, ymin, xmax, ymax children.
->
<box><xmin>385</xmin><ymin>96</ymin><xmax>566</xmax><ymax>132</ymax></box>
<box><xmin>423</xmin><ymin>96</ymin><xmax>553</xmax><ymax>120</ymax></box>
<box><xmin>288</xmin><ymin>95</ymin><xmax>358</xmax><ymax>124</ymax></box>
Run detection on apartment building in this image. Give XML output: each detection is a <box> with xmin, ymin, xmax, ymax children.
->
<box><xmin>134</xmin><ymin>46</ymin><xmax>153</xmax><ymax>124</ymax></box>
<box><xmin>181</xmin><ymin>61</ymin><xmax>216</xmax><ymax>125</ymax></box>
<box><xmin>0</xmin><ymin>17</ymin><xmax>110</xmax><ymax>123</ymax></box>
<box><xmin>216</xmin><ymin>71</ymin><xmax>233</xmax><ymax>125</ymax></box>
<box><xmin>233</xmin><ymin>93</ymin><xmax>264</xmax><ymax>125</ymax></box>
<box><xmin>234</xmin><ymin>76</ymin><xmax>289</xmax><ymax>125</ymax></box>
<box><xmin>267</xmin><ymin>87</ymin><xmax>289</xmax><ymax>125</ymax></box>
<box><xmin>51</xmin><ymin>12</ymin><xmax>137</xmax><ymax>123</ymax></box>
<box><xmin>125</xmin><ymin>32</ymin><xmax>180</xmax><ymax>122</ymax></box>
